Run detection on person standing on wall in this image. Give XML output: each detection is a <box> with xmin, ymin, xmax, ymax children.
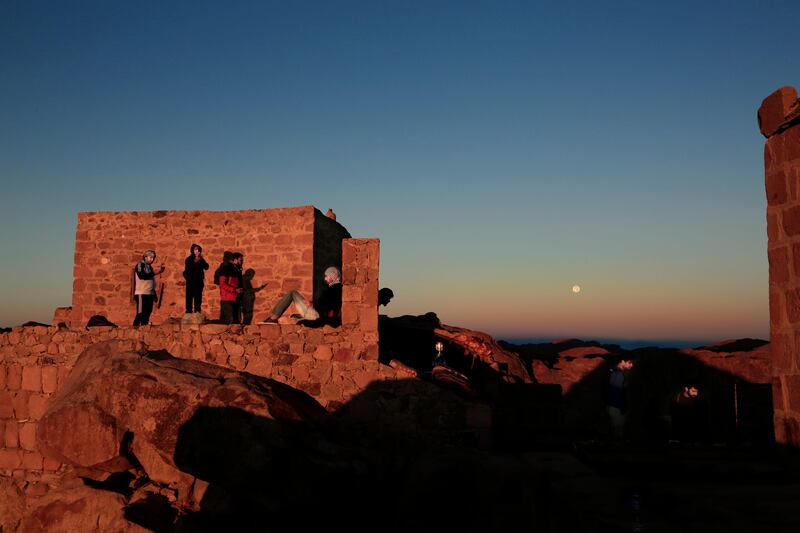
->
<box><xmin>218</xmin><ymin>252</ymin><xmax>243</xmax><ymax>324</ymax></box>
<box><xmin>214</xmin><ymin>251</ymin><xmax>233</xmax><ymax>321</ymax></box>
<box><xmin>133</xmin><ymin>250</ymin><xmax>164</xmax><ymax>326</ymax></box>
<box><xmin>183</xmin><ymin>243</ymin><xmax>209</xmax><ymax>314</ymax></box>
<box><xmin>231</xmin><ymin>252</ymin><xmax>245</xmax><ymax>323</ymax></box>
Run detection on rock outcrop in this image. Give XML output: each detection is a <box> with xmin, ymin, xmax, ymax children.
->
<box><xmin>34</xmin><ymin>340</ymin><xmax>352</xmax><ymax>528</ymax></box>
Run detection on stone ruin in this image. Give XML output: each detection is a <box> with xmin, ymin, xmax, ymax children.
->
<box><xmin>0</xmin><ymin>89</ymin><xmax>796</xmax><ymax>526</ymax></box>
<box><xmin>759</xmin><ymin>86</ymin><xmax>800</xmax><ymax>447</ymax></box>
<box><xmin>3</xmin><ymin>204</ymin><xmax>536</xmax><ymax>530</ymax></box>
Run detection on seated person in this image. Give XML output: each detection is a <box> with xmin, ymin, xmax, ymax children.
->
<box><xmin>262</xmin><ymin>266</ymin><xmax>342</xmax><ymax>326</ymax></box>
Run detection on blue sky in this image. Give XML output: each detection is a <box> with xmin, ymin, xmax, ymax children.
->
<box><xmin>1</xmin><ymin>0</ymin><xmax>797</xmax><ymax>343</ymax></box>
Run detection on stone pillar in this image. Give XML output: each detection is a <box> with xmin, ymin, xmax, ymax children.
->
<box><xmin>759</xmin><ymin>86</ymin><xmax>800</xmax><ymax>446</ymax></box>
<box><xmin>341</xmin><ymin>239</ymin><xmax>380</xmax><ymax>360</ymax></box>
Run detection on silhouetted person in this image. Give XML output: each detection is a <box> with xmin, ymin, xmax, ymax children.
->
<box><xmin>214</xmin><ymin>251</ymin><xmax>233</xmax><ymax>321</ymax></box>
<box><xmin>132</xmin><ymin>250</ymin><xmax>164</xmax><ymax>326</ymax></box>
<box><xmin>241</xmin><ymin>268</ymin><xmax>267</xmax><ymax>325</ymax></box>
<box><xmin>183</xmin><ymin>243</ymin><xmax>209</xmax><ymax>314</ymax></box>
<box><xmin>217</xmin><ymin>253</ymin><xmax>243</xmax><ymax>324</ymax></box>
<box><xmin>670</xmin><ymin>384</ymin><xmax>708</xmax><ymax>443</ymax></box>
<box><xmin>606</xmin><ymin>356</ymin><xmax>634</xmax><ymax>440</ymax></box>
<box><xmin>262</xmin><ymin>266</ymin><xmax>342</xmax><ymax>326</ymax></box>
<box><xmin>231</xmin><ymin>252</ymin><xmax>245</xmax><ymax>322</ymax></box>
<box><xmin>378</xmin><ymin>287</ymin><xmax>394</xmax><ymax>308</ymax></box>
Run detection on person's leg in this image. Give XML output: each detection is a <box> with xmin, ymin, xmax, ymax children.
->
<box><xmin>141</xmin><ymin>295</ymin><xmax>155</xmax><ymax>325</ymax></box>
<box><xmin>290</xmin><ymin>291</ymin><xmax>318</xmax><ymax>319</ymax></box>
<box><xmin>607</xmin><ymin>406</ymin><xmax>625</xmax><ymax>440</ymax></box>
<box><xmin>133</xmin><ymin>295</ymin><xmax>143</xmax><ymax>326</ymax></box>
<box><xmin>220</xmin><ymin>301</ymin><xmax>234</xmax><ymax>324</ymax></box>
<box><xmin>185</xmin><ymin>287</ymin><xmax>193</xmax><ymax>314</ymax></box>
<box><xmin>270</xmin><ymin>290</ymin><xmax>304</xmax><ymax>318</ymax></box>
<box><xmin>194</xmin><ymin>287</ymin><xmax>203</xmax><ymax>313</ymax></box>
<box><xmin>233</xmin><ymin>297</ymin><xmax>241</xmax><ymax>324</ymax></box>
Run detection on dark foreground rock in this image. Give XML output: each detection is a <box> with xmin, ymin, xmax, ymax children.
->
<box><xmin>34</xmin><ymin>340</ymin><xmax>367</xmax><ymax>530</ymax></box>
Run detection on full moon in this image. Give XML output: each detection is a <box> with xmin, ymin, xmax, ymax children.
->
<box><xmin>572</xmin><ymin>285</ymin><xmax>581</xmax><ymax>294</ymax></box>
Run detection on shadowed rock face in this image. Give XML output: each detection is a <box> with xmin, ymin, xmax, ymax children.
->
<box><xmin>379</xmin><ymin>313</ymin><xmax>533</xmax><ymax>384</ymax></box>
<box><xmin>37</xmin><ymin>340</ymin><xmax>334</xmax><ymax>512</ymax></box>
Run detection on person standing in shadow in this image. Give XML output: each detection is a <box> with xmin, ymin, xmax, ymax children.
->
<box><xmin>241</xmin><ymin>268</ymin><xmax>267</xmax><ymax>325</ymax></box>
<box><xmin>606</xmin><ymin>355</ymin><xmax>634</xmax><ymax>441</ymax></box>
<box><xmin>183</xmin><ymin>244</ymin><xmax>209</xmax><ymax>314</ymax></box>
<box><xmin>231</xmin><ymin>252</ymin><xmax>245</xmax><ymax>322</ymax></box>
<box><xmin>213</xmin><ymin>251</ymin><xmax>233</xmax><ymax>322</ymax></box>
<box><xmin>670</xmin><ymin>384</ymin><xmax>708</xmax><ymax>444</ymax></box>
<box><xmin>217</xmin><ymin>253</ymin><xmax>242</xmax><ymax>324</ymax></box>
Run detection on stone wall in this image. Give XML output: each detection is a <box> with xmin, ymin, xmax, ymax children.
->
<box><xmin>70</xmin><ymin>205</ymin><xmax>351</xmax><ymax>327</ymax></box>
<box><xmin>759</xmin><ymin>86</ymin><xmax>800</xmax><ymax>446</ymax></box>
<box><xmin>0</xmin><ymin>322</ymin><xmax>492</xmax><ymax>491</ymax></box>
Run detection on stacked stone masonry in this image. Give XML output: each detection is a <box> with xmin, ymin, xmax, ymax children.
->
<box><xmin>759</xmin><ymin>86</ymin><xmax>800</xmax><ymax>446</ymax></box>
<box><xmin>70</xmin><ymin>206</ymin><xmax>350</xmax><ymax>327</ymax></box>
<box><xmin>0</xmin><ymin>323</ymin><xmax>492</xmax><ymax>489</ymax></box>
<box><xmin>1</xmin><ymin>211</ymin><xmax>492</xmax><ymax>490</ymax></box>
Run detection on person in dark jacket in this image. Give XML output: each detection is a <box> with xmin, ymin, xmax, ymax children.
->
<box><xmin>261</xmin><ymin>266</ymin><xmax>342</xmax><ymax>326</ymax></box>
<box><xmin>213</xmin><ymin>251</ymin><xmax>233</xmax><ymax>321</ymax></box>
<box><xmin>231</xmin><ymin>252</ymin><xmax>245</xmax><ymax>323</ymax></box>
<box><xmin>183</xmin><ymin>243</ymin><xmax>209</xmax><ymax>314</ymax></box>
<box><xmin>218</xmin><ymin>254</ymin><xmax>242</xmax><ymax>324</ymax></box>
<box><xmin>606</xmin><ymin>356</ymin><xmax>634</xmax><ymax>440</ymax></box>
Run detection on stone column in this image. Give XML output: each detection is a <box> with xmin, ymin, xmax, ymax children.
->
<box><xmin>759</xmin><ymin>86</ymin><xmax>800</xmax><ymax>446</ymax></box>
<box><xmin>341</xmin><ymin>239</ymin><xmax>380</xmax><ymax>360</ymax></box>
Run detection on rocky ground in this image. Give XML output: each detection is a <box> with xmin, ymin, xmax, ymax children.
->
<box><xmin>3</xmin><ymin>328</ymin><xmax>797</xmax><ymax>532</ymax></box>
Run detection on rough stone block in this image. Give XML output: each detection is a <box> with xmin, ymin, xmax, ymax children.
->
<box><xmin>341</xmin><ymin>304</ymin><xmax>359</xmax><ymax>326</ymax></box>
<box><xmin>28</xmin><ymin>395</ymin><xmax>48</xmax><ymax>420</ymax></box>
<box><xmin>245</xmin><ymin>356</ymin><xmax>272</xmax><ymax>377</ymax></box>
<box><xmin>759</xmin><ymin>86</ymin><xmax>798</xmax><ymax>137</ymax></box>
<box><xmin>41</xmin><ymin>366</ymin><xmax>58</xmax><ymax>394</ymax></box>
<box><xmin>6</xmin><ymin>365</ymin><xmax>22</xmax><ymax>391</ymax></box>
<box><xmin>786</xmin><ymin>374</ymin><xmax>800</xmax><ymax>412</ymax></box>
<box><xmin>333</xmin><ymin>347</ymin><xmax>354</xmax><ymax>362</ymax></box>
<box><xmin>42</xmin><ymin>456</ymin><xmax>62</xmax><ymax>471</ymax></box>
<box><xmin>22</xmin><ymin>451</ymin><xmax>43</xmax><ymax>470</ymax></box>
<box><xmin>0</xmin><ymin>449</ymin><xmax>22</xmax><ymax>469</ymax></box>
<box><xmin>11</xmin><ymin>392</ymin><xmax>30</xmax><ymax>419</ymax></box>
<box><xmin>4</xmin><ymin>420</ymin><xmax>19</xmax><ymax>448</ymax></box>
<box><xmin>19</xmin><ymin>423</ymin><xmax>36</xmax><ymax>451</ymax></box>
<box><xmin>782</xmin><ymin>207</ymin><xmax>800</xmax><ymax>237</ymax></box>
<box><xmin>766</xmin><ymin>170</ymin><xmax>788</xmax><ymax>206</ymax></box>
<box><xmin>0</xmin><ymin>391</ymin><xmax>13</xmax><ymax>419</ymax></box>
<box><xmin>769</xmin><ymin>246</ymin><xmax>791</xmax><ymax>283</ymax></box>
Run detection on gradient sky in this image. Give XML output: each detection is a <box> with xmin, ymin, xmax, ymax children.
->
<box><xmin>1</xmin><ymin>0</ymin><xmax>797</xmax><ymax>343</ymax></box>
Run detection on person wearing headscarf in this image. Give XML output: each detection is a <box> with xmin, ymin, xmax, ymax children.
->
<box><xmin>261</xmin><ymin>266</ymin><xmax>342</xmax><ymax>326</ymax></box>
<box><xmin>133</xmin><ymin>249</ymin><xmax>164</xmax><ymax>326</ymax></box>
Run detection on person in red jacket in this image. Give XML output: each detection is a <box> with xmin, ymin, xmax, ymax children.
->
<box><xmin>218</xmin><ymin>254</ymin><xmax>243</xmax><ymax>324</ymax></box>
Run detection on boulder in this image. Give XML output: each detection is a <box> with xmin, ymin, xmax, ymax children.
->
<box><xmin>37</xmin><ymin>340</ymin><xmax>336</xmax><ymax>510</ymax></box>
<box><xmin>19</xmin><ymin>480</ymin><xmax>147</xmax><ymax>533</ymax></box>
